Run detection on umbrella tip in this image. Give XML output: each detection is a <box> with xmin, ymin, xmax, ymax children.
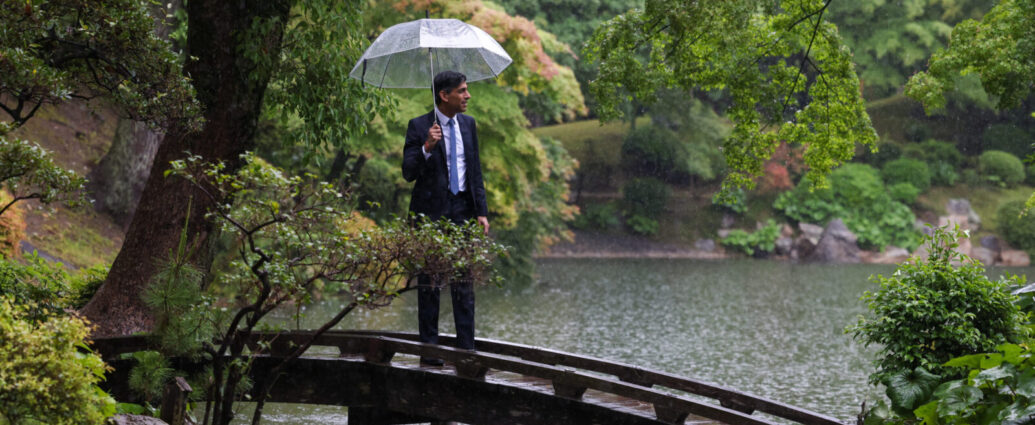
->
<box><xmin>425</xmin><ymin>9</ymin><xmax>429</xmax><ymax>19</ymax></box>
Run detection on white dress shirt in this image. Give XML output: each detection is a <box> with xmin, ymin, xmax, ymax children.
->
<box><xmin>422</xmin><ymin>107</ymin><xmax>467</xmax><ymax>191</ymax></box>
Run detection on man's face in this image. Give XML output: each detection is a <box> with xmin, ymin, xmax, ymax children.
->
<box><xmin>439</xmin><ymin>81</ymin><xmax>470</xmax><ymax>114</ymax></box>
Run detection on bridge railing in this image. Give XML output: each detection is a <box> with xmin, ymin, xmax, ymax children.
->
<box><xmin>92</xmin><ymin>330</ymin><xmax>847</xmax><ymax>425</ymax></box>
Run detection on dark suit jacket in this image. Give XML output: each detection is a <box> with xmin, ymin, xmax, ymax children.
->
<box><xmin>402</xmin><ymin>110</ymin><xmax>488</xmax><ymax>221</ymax></box>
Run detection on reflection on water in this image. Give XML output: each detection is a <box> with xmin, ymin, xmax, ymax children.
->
<box><xmin>249</xmin><ymin>258</ymin><xmax>1034</xmax><ymax>424</ymax></box>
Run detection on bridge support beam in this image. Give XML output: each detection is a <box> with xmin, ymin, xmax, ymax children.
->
<box><xmin>347</xmin><ymin>406</ymin><xmax>434</xmax><ymax>425</ymax></box>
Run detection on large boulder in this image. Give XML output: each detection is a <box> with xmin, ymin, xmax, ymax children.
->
<box><xmin>870</xmin><ymin>246</ymin><xmax>911</xmax><ymax>264</ymax></box>
<box><xmin>806</xmin><ymin>219</ymin><xmax>861</xmax><ymax>263</ymax></box>
<box><xmin>946</xmin><ymin>198</ymin><xmax>981</xmax><ymax>231</ymax></box>
<box><xmin>999</xmin><ymin>250</ymin><xmax>1031</xmax><ymax>267</ymax></box>
<box><xmin>798</xmin><ymin>222</ymin><xmax>824</xmax><ymax>244</ymax></box>
<box><xmin>774</xmin><ymin>236</ymin><xmax>794</xmax><ymax>256</ymax></box>
<box><xmin>110</xmin><ymin>415</ymin><xmax>168</xmax><ymax>425</ymax></box>
<box><xmin>971</xmin><ymin>246</ymin><xmax>997</xmax><ymax>266</ymax></box>
<box><xmin>980</xmin><ymin>235</ymin><xmax>1002</xmax><ymax>254</ymax></box>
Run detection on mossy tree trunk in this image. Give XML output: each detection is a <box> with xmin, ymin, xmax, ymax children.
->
<box><xmin>81</xmin><ymin>0</ymin><xmax>292</xmax><ymax>336</ymax></box>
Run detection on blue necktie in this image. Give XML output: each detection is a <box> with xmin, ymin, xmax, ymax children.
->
<box><xmin>447</xmin><ymin>118</ymin><xmax>459</xmax><ymax>195</ymax></box>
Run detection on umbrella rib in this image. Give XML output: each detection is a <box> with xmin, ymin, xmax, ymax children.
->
<box><xmin>477</xmin><ymin>48</ymin><xmax>499</xmax><ymax>78</ymax></box>
<box><xmin>378</xmin><ymin>52</ymin><xmax>395</xmax><ymax>88</ymax></box>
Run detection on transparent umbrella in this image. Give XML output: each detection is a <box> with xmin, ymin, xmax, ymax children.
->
<box><xmin>349</xmin><ymin>18</ymin><xmax>513</xmax><ymax>90</ymax></box>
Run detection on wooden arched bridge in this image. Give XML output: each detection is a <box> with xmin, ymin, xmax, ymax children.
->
<box><xmin>93</xmin><ymin>330</ymin><xmax>847</xmax><ymax>425</ymax></box>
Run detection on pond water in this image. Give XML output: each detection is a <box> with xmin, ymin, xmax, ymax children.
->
<box><xmin>236</xmin><ymin>258</ymin><xmax>1034</xmax><ymax>424</ymax></box>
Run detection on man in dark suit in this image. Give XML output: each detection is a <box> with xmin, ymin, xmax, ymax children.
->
<box><xmin>402</xmin><ymin>71</ymin><xmax>489</xmax><ymax>365</ymax></box>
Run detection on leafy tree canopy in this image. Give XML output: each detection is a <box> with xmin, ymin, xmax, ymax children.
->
<box><xmin>906</xmin><ymin>0</ymin><xmax>1035</xmax><ymax>111</ymax></box>
<box><xmin>585</xmin><ymin>0</ymin><xmax>877</xmax><ymax>202</ymax></box>
<box><xmin>828</xmin><ymin>0</ymin><xmax>993</xmax><ymax>99</ymax></box>
<box><xmin>0</xmin><ymin>0</ymin><xmax>199</xmax><ymax>129</ymax></box>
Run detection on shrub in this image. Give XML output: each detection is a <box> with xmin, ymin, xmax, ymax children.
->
<box><xmin>621</xmin><ymin>125</ymin><xmax>685</xmax><ymax>180</ymax></box>
<box><xmin>848</xmin><ymin>226</ymin><xmax>1028</xmax><ymax>387</ymax></box>
<box><xmin>882</xmin><ymin>158</ymin><xmax>931</xmax><ymax>191</ymax></box>
<box><xmin>961</xmin><ymin>168</ymin><xmax>982</xmax><ymax>186</ymax></box>
<box><xmin>0</xmin><ymin>254</ymin><xmax>102</xmax><ymax>323</ymax></box>
<box><xmin>573</xmin><ymin>202</ymin><xmax>621</xmax><ymax>230</ymax></box>
<box><xmin>0</xmin><ymin>191</ymin><xmax>25</xmax><ymax>258</ymax></box>
<box><xmin>622</xmin><ymin>177</ymin><xmax>670</xmax><ymax>220</ymax></box>
<box><xmin>978</xmin><ymin>150</ymin><xmax>1025</xmax><ymax>187</ymax></box>
<box><xmin>626</xmin><ymin>214</ymin><xmax>659</xmax><ymax>236</ymax></box>
<box><xmin>860</xmin><ymin>140</ymin><xmax>902</xmax><ymax>168</ymax></box>
<box><xmin>996</xmin><ymin>200</ymin><xmax>1035</xmax><ymax>252</ymax></box>
<box><xmin>982</xmin><ymin>123</ymin><xmax>1032</xmax><ymax>159</ymax></box>
<box><xmin>774</xmin><ymin>163</ymin><xmax>919</xmax><ymax>250</ymax></box>
<box><xmin>0</xmin><ymin>297</ymin><xmax>116</xmax><ymax>424</ymax></box>
<box><xmin>887</xmin><ymin>182</ymin><xmax>920</xmax><ymax>205</ymax></box>
<box><xmin>1027</xmin><ymin>164</ymin><xmax>1035</xmax><ymax>186</ymax></box>
<box><xmin>720</xmin><ymin>220</ymin><xmax>781</xmax><ymax>256</ymax></box>
<box><xmin>915</xmin><ymin>139</ymin><xmax>963</xmax><ymax>167</ymax></box>
<box><xmin>928</xmin><ymin>161</ymin><xmax>959</xmax><ymax>187</ymax></box>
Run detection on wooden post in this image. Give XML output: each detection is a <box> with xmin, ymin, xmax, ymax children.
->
<box><xmin>160</xmin><ymin>377</ymin><xmax>192</xmax><ymax>425</ymax></box>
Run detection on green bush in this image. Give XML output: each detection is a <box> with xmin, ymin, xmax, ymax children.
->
<box><xmin>1027</xmin><ymin>164</ymin><xmax>1035</xmax><ymax>186</ymax></box>
<box><xmin>927</xmin><ymin>161</ymin><xmax>959</xmax><ymax>186</ymax></box>
<box><xmin>621</xmin><ymin>125</ymin><xmax>685</xmax><ymax>180</ymax></box>
<box><xmin>982</xmin><ymin>123</ymin><xmax>1032</xmax><ymax>159</ymax></box>
<box><xmin>626</xmin><ymin>214</ymin><xmax>659</xmax><ymax>236</ymax></box>
<box><xmin>0</xmin><ymin>297</ymin><xmax>116</xmax><ymax>424</ymax></box>
<box><xmin>861</xmin><ymin>140</ymin><xmax>903</xmax><ymax>168</ymax></box>
<box><xmin>774</xmin><ymin>163</ymin><xmax>919</xmax><ymax>250</ymax></box>
<box><xmin>622</xmin><ymin>177</ymin><xmax>670</xmax><ymax>220</ymax></box>
<box><xmin>573</xmin><ymin>202</ymin><xmax>621</xmax><ymax>230</ymax></box>
<box><xmin>887</xmin><ymin>182</ymin><xmax>920</xmax><ymax>205</ymax></box>
<box><xmin>720</xmin><ymin>220</ymin><xmax>781</xmax><ymax>256</ymax></box>
<box><xmin>978</xmin><ymin>150</ymin><xmax>1025</xmax><ymax>187</ymax></box>
<box><xmin>882</xmin><ymin>158</ymin><xmax>931</xmax><ymax>191</ymax></box>
<box><xmin>902</xmin><ymin>140</ymin><xmax>962</xmax><ymax>187</ymax></box>
<box><xmin>961</xmin><ymin>168</ymin><xmax>982</xmax><ymax>186</ymax></box>
<box><xmin>917</xmin><ymin>139</ymin><xmax>964</xmax><ymax>167</ymax></box>
<box><xmin>0</xmin><ymin>254</ymin><xmax>104</xmax><ymax>323</ymax></box>
<box><xmin>996</xmin><ymin>200</ymin><xmax>1035</xmax><ymax>252</ymax></box>
<box><xmin>848</xmin><ymin>226</ymin><xmax>1028</xmax><ymax>387</ymax></box>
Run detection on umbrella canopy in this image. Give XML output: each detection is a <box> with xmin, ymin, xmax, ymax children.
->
<box><xmin>349</xmin><ymin>18</ymin><xmax>513</xmax><ymax>89</ymax></box>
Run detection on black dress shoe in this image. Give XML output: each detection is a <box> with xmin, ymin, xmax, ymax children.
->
<box><xmin>419</xmin><ymin>357</ymin><xmax>444</xmax><ymax>366</ymax></box>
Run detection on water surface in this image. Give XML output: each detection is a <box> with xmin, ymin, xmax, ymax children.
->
<box><xmin>245</xmin><ymin>258</ymin><xmax>1033</xmax><ymax>423</ymax></box>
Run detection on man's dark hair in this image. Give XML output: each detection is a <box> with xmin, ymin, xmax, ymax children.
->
<box><xmin>433</xmin><ymin>71</ymin><xmax>467</xmax><ymax>105</ymax></box>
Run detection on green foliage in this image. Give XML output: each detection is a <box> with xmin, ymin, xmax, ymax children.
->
<box><xmin>828</xmin><ymin>0</ymin><xmax>990</xmax><ymax>98</ymax></box>
<box><xmin>907</xmin><ymin>0</ymin><xmax>1035</xmax><ymax>112</ymax></box>
<box><xmin>0</xmin><ymin>254</ymin><xmax>106</xmax><ymax>323</ymax></box>
<box><xmin>573</xmin><ymin>202</ymin><xmax>621</xmax><ymax>231</ymax></box>
<box><xmin>888</xmin><ymin>182</ymin><xmax>921</xmax><ymax>205</ymax></box>
<box><xmin>167</xmin><ymin>153</ymin><xmax>507</xmax><ymax>424</ymax></box>
<box><xmin>621</xmin><ymin>125</ymin><xmax>687</xmax><ymax>181</ymax></box>
<box><xmin>586</xmin><ymin>0</ymin><xmax>877</xmax><ymax>202</ymax></box>
<box><xmin>848</xmin><ymin>226</ymin><xmax>1028</xmax><ymax>386</ymax></box>
<box><xmin>622</xmin><ymin>177</ymin><xmax>670</xmax><ymax>220</ymax></box>
<box><xmin>126</xmin><ymin>351</ymin><xmax>173</xmax><ymax>404</ymax></box>
<box><xmin>982</xmin><ymin>123</ymin><xmax>1033</xmax><ymax>159</ymax></box>
<box><xmin>905</xmin><ymin>140</ymin><xmax>963</xmax><ymax>187</ymax></box>
<box><xmin>882</xmin><ymin>157</ymin><xmax>932</xmax><ymax>191</ymax></box>
<box><xmin>917</xmin><ymin>344</ymin><xmax>1035</xmax><ymax>425</ymax></box>
<box><xmin>859</xmin><ymin>140</ymin><xmax>903</xmax><ymax>168</ymax></box>
<box><xmin>979</xmin><ymin>150</ymin><xmax>1026</xmax><ymax>187</ymax></box>
<box><xmin>712</xmin><ymin>187</ymin><xmax>748</xmax><ymax>215</ymax></box>
<box><xmin>996</xmin><ymin>200</ymin><xmax>1035</xmax><ymax>253</ymax></box>
<box><xmin>262</xmin><ymin>1</ymin><xmax>393</xmax><ymax>155</ymax></box>
<box><xmin>864</xmin><ymin>343</ymin><xmax>1035</xmax><ymax>425</ymax></box>
<box><xmin>626</xmin><ymin>214</ymin><xmax>659</xmax><ymax>236</ymax></box>
<box><xmin>0</xmin><ymin>127</ymin><xmax>87</xmax><ymax>217</ymax></box>
<box><xmin>0</xmin><ymin>0</ymin><xmax>199</xmax><ymax>129</ymax></box>
<box><xmin>720</xmin><ymin>220</ymin><xmax>781</xmax><ymax>256</ymax></box>
<box><xmin>773</xmin><ymin>163</ymin><xmax>919</xmax><ymax>250</ymax></box>
<box><xmin>0</xmin><ymin>297</ymin><xmax>116</xmax><ymax>425</ymax></box>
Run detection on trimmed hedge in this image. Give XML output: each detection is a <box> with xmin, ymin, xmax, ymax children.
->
<box><xmin>882</xmin><ymin>158</ymin><xmax>931</xmax><ymax>191</ymax></box>
<box><xmin>978</xmin><ymin>150</ymin><xmax>1025</xmax><ymax>187</ymax></box>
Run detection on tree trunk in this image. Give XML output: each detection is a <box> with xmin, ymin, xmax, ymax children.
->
<box><xmin>84</xmin><ymin>1</ymin><xmax>179</xmax><ymax>227</ymax></box>
<box><xmin>86</xmin><ymin>119</ymin><xmax>161</xmax><ymax>227</ymax></box>
<box><xmin>81</xmin><ymin>0</ymin><xmax>292</xmax><ymax>337</ymax></box>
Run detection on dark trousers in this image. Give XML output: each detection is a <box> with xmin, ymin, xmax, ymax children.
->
<box><xmin>417</xmin><ymin>190</ymin><xmax>476</xmax><ymax>350</ymax></box>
